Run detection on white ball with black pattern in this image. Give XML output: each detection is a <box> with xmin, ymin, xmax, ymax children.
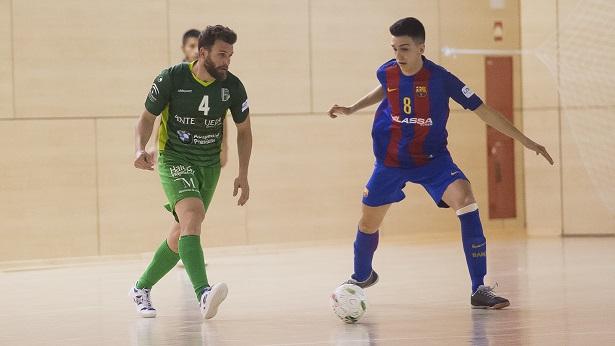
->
<box><xmin>330</xmin><ymin>284</ymin><xmax>367</xmax><ymax>324</ymax></box>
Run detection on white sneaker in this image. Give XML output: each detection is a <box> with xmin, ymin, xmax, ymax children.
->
<box><xmin>129</xmin><ymin>284</ymin><xmax>157</xmax><ymax>318</ymax></box>
<box><xmin>200</xmin><ymin>283</ymin><xmax>228</xmax><ymax>319</ymax></box>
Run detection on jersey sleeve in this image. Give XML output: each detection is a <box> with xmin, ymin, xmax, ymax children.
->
<box><xmin>445</xmin><ymin>71</ymin><xmax>483</xmax><ymax>111</ymax></box>
<box><xmin>144</xmin><ymin>68</ymin><xmax>172</xmax><ymax>116</ymax></box>
<box><xmin>230</xmin><ymin>79</ymin><xmax>249</xmax><ymax>124</ymax></box>
<box><xmin>376</xmin><ymin>67</ymin><xmax>386</xmax><ymax>87</ymax></box>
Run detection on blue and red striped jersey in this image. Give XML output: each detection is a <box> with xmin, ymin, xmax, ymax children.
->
<box><xmin>372</xmin><ymin>57</ymin><xmax>483</xmax><ymax>168</ymax></box>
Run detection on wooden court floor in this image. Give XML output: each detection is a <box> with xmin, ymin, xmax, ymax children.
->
<box><xmin>1</xmin><ymin>234</ymin><xmax>614</xmax><ymax>345</ymax></box>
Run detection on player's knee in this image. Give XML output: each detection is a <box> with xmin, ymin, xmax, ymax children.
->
<box><xmin>185</xmin><ymin>208</ymin><xmax>205</xmax><ymax>221</ymax></box>
<box><xmin>178</xmin><ymin>208</ymin><xmax>205</xmax><ymax>230</ymax></box>
<box><xmin>169</xmin><ymin>225</ymin><xmax>180</xmax><ymax>239</ymax></box>
<box><xmin>463</xmin><ymin>195</ymin><xmax>476</xmax><ymax>206</ymax></box>
<box><xmin>453</xmin><ymin>196</ymin><xmax>477</xmax><ymax>211</ymax></box>
<box><xmin>166</xmin><ymin>232</ymin><xmax>180</xmax><ymax>253</ymax></box>
<box><xmin>358</xmin><ymin>218</ymin><xmax>380</xmax><ymax>234</ymax></box>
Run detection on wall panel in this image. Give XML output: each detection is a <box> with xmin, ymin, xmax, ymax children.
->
<box><xmin>0</xmin><ymin>120</ymin><xmax>98</xmax><ymax>260</ymax></box>
<box><xmin>0</xmin><ymin>0</ymin><xmax>13</xmax><ymax>118</ymax></box>
<box><xmin>13</xmin><ymin>0</ymin><xmax>168</xmax><ymax>118</ymax></box>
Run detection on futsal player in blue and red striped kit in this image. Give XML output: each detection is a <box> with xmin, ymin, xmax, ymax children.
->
<box><xmin>328</xmin><ymin>17</ymin><xmax>553</xmax><ymax>309</ymax></box>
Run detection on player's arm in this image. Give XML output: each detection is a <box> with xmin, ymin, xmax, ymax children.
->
<box><xmin>473</xmin><ymin>104</ymin><xmax>553</xmax><ymax>165</ymax></box>
<box><xmin>234</xmin><ymin>115</ymin><xmax>252</xmax><ymax>206</ymax></box>
<box><xmin>328</xmin><ymin>85</ymin><xmax>384</xmax><ymax>118</ymax></box>
<box><xmin>230</xmin><ymin>80</ymin><xmax>251</xmax><ymax>206</ymax></box>
<box><xmin>220</xmin><ymin>116</ymin><xmax>229</xmax><ymax>167</ymax></box>
<box><xmin>134</xmin><ymin>110</ymin><xmax>157</xmax><ymax>170</ymax></box>
<box><xmin>445</xmin><ymin>70</ymin><xmax>553</xmax><ymax>165</ymax></box>
<box><xmin>136</xmin><ymin>68</ymin><xmax>171</xmax><ymax>171</ymax></box>
<box><xmin>146</xmin><ymin>116</ymin><xmax>161</xmax><ymax>163</ymax></box>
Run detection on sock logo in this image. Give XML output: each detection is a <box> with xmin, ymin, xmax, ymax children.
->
<box><xmin>471</xmin><ymin>242</ymin><xmax>486</xmax><ymax>249</ymax></box>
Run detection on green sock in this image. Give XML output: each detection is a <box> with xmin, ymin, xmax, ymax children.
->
<box><xmin>179</xmin><ymin>235</ymin><xmax>209</xmax><ymax>300</ymax></box>
<box><xmin>136</xmin><ymin>240</ymin><xmax>180</xmax><ymax>289</ymax></box>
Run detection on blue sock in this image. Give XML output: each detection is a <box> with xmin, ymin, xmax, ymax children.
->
<box><xmin>352</xmin><ymin>229</ymin><xmax>379</xmax><ymax>282</ymax></box>
<box><xmin>458</xmin><ymin>205</ymin><xmax>486</xmax><ymax>292</ymax></box>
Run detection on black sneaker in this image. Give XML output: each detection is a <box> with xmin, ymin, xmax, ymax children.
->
<box><xmin>345</xmin><ymin>270</ymin><xmax>379</xmax><ymax>289</ymax></box>
<box><xmin>471</xmin><ymin>284</ymin><xmax>510</xmax><ymax>309</ymax></box>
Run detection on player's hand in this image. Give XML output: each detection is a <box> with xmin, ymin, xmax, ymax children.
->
<box><xmin>233</xmin><ymin>176</ymin><xmax>250</xmax><ymax>206</ymax></box>
<box><xmin>525</xmin><ymin>140</ymin><xmax>554</xmax><ymax>165</ymax></box>
<box><xmin>328</xmin><ymin>104</ymin><xmax>354</xmax><ymax>118</ymax></box>
<box><xmin>134</xmin><ymin>149</ymin><xmax>155</xmax><ymax>171</ymax></box>
<box><xmin>146</xmin><ymin>148</ymin><xmax>158</xmax><ymax>166</ymax></box>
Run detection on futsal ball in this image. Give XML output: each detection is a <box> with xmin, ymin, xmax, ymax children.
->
<box><xmin>330</xmin><ymin>284</ymin><xmax>367</xmax><ymax>324</ymax></box>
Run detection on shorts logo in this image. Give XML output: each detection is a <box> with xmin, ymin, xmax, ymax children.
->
<box><xmin>451</xmin><ymin>171</ymin><xmax>460</xmax><ymax>176</ymax></box>
<box><xmin>177</xmin><ymin>130</ymin><xmax>192</xmax><ymax>144</ymax></box>
<box><xmin>462</xmin><ymin>86</ymin><xmax>475</xmax><ymax>98</ymax></box>
<box><xmin>363</xmin><ymin>187</ymin><xmax>369</xmax><ymax>197</ymax></box>
<box><xmin>169</xmin><ymin>165</ymin><xmax>194</xmax><ymax>177</ymax></box>
<box><xmin>415</xmin><ymin>85</ymin><xmax>427</xmax><ymax>97</ymax></box>
<box><xmin>221</xmin><ymin>88</ymin><xmax>230</xmax><ymax>102</ymax></box>
<box><xmin>241</xmin><ymin>99</ymin><xmax>249</xmax><ymax>112</ymax></box>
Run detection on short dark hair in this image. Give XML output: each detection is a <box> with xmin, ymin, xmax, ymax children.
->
<box><xmin>389</xmin><ymin>17</ymin><xmax>425</xmax><ymax>44</ymax></box>
<box><xmin>182</xmin><ymin>29</ymin><xmax>200</xmax><ymax>46</ymax></box>
<box><xmin>198</xmin><ymin>25</ymin><xmax>237</xmax><ymax>50</ymax></box>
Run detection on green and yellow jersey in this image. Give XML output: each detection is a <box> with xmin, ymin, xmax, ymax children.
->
<box><xmin>145</xmin><ymin>61</ymin><xmax>249</xmax><ymax>166</ymax></box>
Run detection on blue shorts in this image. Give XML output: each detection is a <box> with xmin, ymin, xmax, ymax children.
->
<box><xmin>362</xmin><ymin>155</ymin><xmax>469</xmax><ymax>208</ymax></box>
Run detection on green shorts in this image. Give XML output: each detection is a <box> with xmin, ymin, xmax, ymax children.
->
<box><xmin>158</xmin><ymin>153</ymin><xmax>221</xmax><ymax>222</ymax></box>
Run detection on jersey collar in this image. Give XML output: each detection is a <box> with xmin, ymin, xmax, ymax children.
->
<box><xmin>189</xmin><ymin>61</ymin><xmax>216</xmax><ymax>87</ymax></box>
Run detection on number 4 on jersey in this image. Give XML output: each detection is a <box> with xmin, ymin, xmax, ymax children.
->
<box><xmin>199</xmin><ymin>95</ymin><xmax>210</xmax><ymax>115</ymax></box>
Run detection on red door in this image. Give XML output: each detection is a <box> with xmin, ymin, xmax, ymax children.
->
<box><xmin>485</xmin><ymin>56</ymin><xmax>516</xmax><ymax>219</ymax></box>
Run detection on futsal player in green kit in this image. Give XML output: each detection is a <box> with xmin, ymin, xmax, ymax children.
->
<box><xmin>131</xmin><ymin>25</ymin><xmax>252</xmax><ymax>319</ymax></box>
<box><xmin>148</xmin><ymin>28</ymin><xmax>231</xmax><ymax>269</ymax></box>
